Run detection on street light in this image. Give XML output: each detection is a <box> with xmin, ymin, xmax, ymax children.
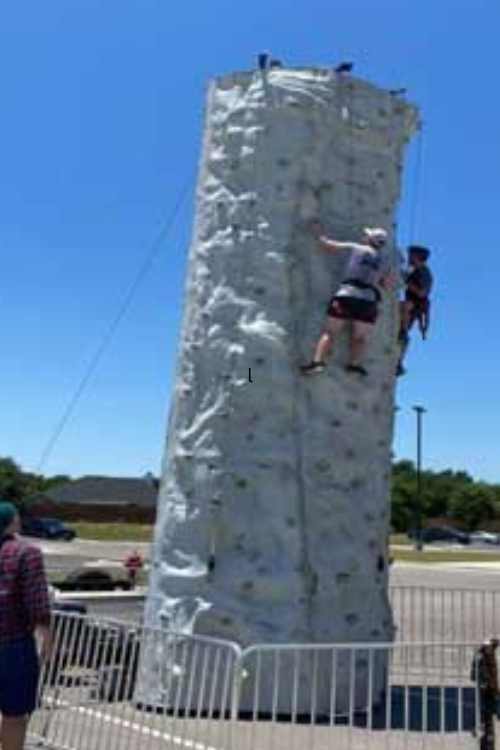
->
<box><xmin>413</xmin><ymin>405</ymin><xmax>426</xmax><ymax>551</ymax></box>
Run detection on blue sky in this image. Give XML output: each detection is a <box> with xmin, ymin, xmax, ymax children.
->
<box><xmin>1</xmin><ymin>0</ymin><xmax>499</xmax><ymax>482</ymax></box>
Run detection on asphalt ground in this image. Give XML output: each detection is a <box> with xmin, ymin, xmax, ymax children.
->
<box><xmin>28</xmin><ymin>536</ymin><xmax>500</xmax><ymax>631</ymax></box>
<box><xmin>28</xmin><ymin>536</ymin><xmax>500</xmax><ymax>583</ymax></box>
<box><xmin>28</xmin><ymin>695</ymin><xmax>479</xmax><ymax>750</ymax></box>
<box><xmin>28</xmin><ymin>538</ymin><xmax>497</xmax><ymax>750</ymax></box>
<box><xmin>22</xmin><ymin>536</ymin><xmax>151</xmax><ymax>575</ymax></box>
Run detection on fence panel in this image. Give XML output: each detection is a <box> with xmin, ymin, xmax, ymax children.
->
<box><xmin>29</xmin><ymin>591</ymin><xmax>500</xmax><ymax>750</ymax></box>
<box><xmin>29</xmin><ymin>612</ymin><xmax>241</xmax><ymax>750</ymax></box>
<box><xmin>390</xmin><ymin>586</ymin><xmax>500</xmax><ymax>645</ymax></box>
<box><xmin>233</xmin><ymin>642</ymin><xmax>482</xmax><ymax>750</ymax></box>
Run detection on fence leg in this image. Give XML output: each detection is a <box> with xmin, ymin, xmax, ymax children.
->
<box><xmin>229</xmin><ymin>658</ymin><xmax>245</xmax><ymax>750</ymax></box>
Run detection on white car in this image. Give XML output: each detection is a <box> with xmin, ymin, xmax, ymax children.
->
<box><xmin>469</xmin><ymin>531</ymin><xmax>500</xmax><ymax>545</ymax></box>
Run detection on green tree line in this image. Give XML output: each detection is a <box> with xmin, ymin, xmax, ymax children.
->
<box><xmin>0</xmin><ymin>456</ymin><xmax>70</xmax><ymax>510</ymax></box>
<box><xmin>392</xmin><ymin>460</ymin><xmax>500</xmax><ymax>532</ymax></box>
<box><xmin>2</xmin><ymin>455</ymin><xmax>499</xmax><ymax>532</ymax></box>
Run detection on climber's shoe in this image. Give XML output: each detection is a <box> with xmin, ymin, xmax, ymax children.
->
<box><xmin>300</xmin><ymin>361</ymin><xmax>326</xmax><ymax>375</ymax></box>
<box><xmin>345</xmin><ymin>364</ymin><xmax>368</xmax><ymax>376</ymax></box>
<box><xmin>396</xmin><ymin>363</ymin><xmax>406</xmax><ymax>377</ymax></box>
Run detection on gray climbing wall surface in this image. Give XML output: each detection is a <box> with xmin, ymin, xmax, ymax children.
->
<box><xmin>141</xmin><ymin>67</ymin><xmax>419</xmax><ymax>713</ymax></box>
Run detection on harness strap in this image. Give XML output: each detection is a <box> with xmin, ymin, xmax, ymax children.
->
<box><xmin>343</xmin><ymin>278</ymin><xmax>382</xmax><ymax>302</ymax></box>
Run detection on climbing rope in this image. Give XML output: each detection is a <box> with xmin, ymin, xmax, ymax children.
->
<box><xmin>407</xmin><ymin>123</ymin><xmax>425</xmax><ymax>246</ymax></box>
<box><xmin>37</xmin><ymin>176</ymin><xmax>193</xmax><ymax>472</ymax></box>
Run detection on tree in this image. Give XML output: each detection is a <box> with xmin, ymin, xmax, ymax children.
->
<box><xmin>391</xmin><ymin>485</ymin><xmax>414</xmax><ymax>532</ymax></box>
<box><xmin>449</xmin><ymin>484</ymin><xmax>496</xmax><ymax>531</ymax></box>
<box><xmin>0</xmin><ymin>457</ymin><xmax>32</xmax><ymax>505</ymax></box>
<box><xmin>0</xmin><ymin>456</ymin><xmax>71</xmax><ymax>509</ymax></box>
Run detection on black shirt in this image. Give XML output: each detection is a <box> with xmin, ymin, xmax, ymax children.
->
<box><xmin>406</xmin><ymin>265</ymin><xmax>433</xmax><ymax>297</ymax></box>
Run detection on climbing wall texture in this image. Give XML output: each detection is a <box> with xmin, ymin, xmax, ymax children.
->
<box><xmin>142</xmin><ymin>68</ymin><xmax>418</xmax><ymax>712</ymax></box>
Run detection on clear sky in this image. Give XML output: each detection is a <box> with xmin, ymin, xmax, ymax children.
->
<box><xmin>1</xmin><ymin>0</ymin><xmax>499</xmax><ymax>482</ymax></box>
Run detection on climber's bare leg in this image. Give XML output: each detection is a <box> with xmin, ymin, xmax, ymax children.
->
<box><xmin>349</xmin><ymin>321</ymin><xmax>372</xmax><ymax>367</ymax></box>
<box><xmin>397</xmin><ymin>302</ymin><xmax>416</xmax><ymax>375</ymax></box>
<box><xmin>313</xmin><ymin>317</ymin><xmax>345</xmax><ymax>363</ymax></box>
<box><xmin>399</xmin><ymin>300</ymin><xmax>410</xmax><ymax>334</ymax></box>
<box><xmin>399</xmin><ymin>300</ymin><xmax>415</xmax><ymax>340</ymax></box>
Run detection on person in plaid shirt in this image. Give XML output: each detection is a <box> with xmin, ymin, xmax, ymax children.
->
<box><xmin>0</xmin><ymin>501</ymin><xmax>52</xmax><ymax>750</ymax></box>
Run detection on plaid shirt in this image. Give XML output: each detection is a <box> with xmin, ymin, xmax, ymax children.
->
<box><xmin>0</xmin><ymin>534</ymin><xmax>51</xmax><ymax>643</ymax></box>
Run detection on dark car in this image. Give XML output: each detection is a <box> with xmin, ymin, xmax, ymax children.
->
<box><xmin>21</xmin><ymin>516</ymin><xmax>76</xmax><ymax>541</ymax></box>
<box><xmin>55</xmin><ymin>569</ymin><xmax>132</xmax><ymax>592</ymax></box>
<box><xmin>409</xmin><ymin>526</ymin><xmax>470</xmax><ymax>545</ymax></box>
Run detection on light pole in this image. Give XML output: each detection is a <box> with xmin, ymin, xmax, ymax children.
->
<box><xmin>413</xmin><ymin>405</ymin><xmax>426</xmax><ymax>551</ymax></box>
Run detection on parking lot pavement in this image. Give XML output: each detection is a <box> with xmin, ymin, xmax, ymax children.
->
<box><xmin>20</xmin><ymin>536</ymin><xmax>152</xmax><ymax>576</ymax></box>
<box><xmin>21</xmin><ymin>535</ymin><xmax>151</xmax><ymax>560</ymax></box>
<box><xmin>29</xmin><ymin>703</ymin><xmax>478</xmax><ymax>750</ymax></box>
<box><xmin>390</xmin><ymin>561</ymin><xmax>500</xmax><ymax>588</ymax></box>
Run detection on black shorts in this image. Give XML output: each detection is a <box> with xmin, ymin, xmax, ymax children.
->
<box><xmin>326</xmin><ymin>295</ymin><xmax>378</xmax><ymax>324</ymax></box>
<box><xmin>0</xmin><ymin>635</ymin><xmax>39</xmax><ymax>716</ymax></box>
<box><xmin>405</xmin><ymin>292</ymin><xmax>430</xmax><ymax>312</ymax></box>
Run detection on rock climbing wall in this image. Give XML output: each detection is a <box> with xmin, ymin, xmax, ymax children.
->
<box><xmin>142</xmin><ymin>67</ymin><xmax>418</xmax><ymax>713</ymax></box>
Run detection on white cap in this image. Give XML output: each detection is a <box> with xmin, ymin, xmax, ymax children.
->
<box><xmin>363</xmin><ymin>227</ymin><xmax>388</xmax><ymax>246</ymax></box>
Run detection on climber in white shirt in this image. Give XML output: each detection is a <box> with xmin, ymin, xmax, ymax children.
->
<box><xmin>300</xmin><ymin>221</ymin><xmax>395</xmax><ymax>377</ymax></box>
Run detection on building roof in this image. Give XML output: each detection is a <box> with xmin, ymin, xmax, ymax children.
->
<box><xmin>42</xmin><ymin>476</ymin><xmax>159</xmax><ymax>507</ymax></box>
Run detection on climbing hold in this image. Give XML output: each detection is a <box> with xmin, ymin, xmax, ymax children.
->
<box><xmin>349</xmin><ymin>478</ymin><xmax>364</xmax><ymax>491</ymax></box>
<box><xmin>335</xmin><ymin>62</ymin><xmax>354</xmax><ymax>74</ymax></box>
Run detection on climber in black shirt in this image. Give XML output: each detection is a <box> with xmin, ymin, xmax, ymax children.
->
<box><xmin>397</xmin><ymin>245</ymin><xmax>433</xmax><ymax>376</ymax></box>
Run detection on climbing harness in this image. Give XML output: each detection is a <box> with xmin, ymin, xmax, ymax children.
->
<box><xmin>343</xmin><ymin>278</ymin><xmax>382</xmax><ymax>303</ymax></box>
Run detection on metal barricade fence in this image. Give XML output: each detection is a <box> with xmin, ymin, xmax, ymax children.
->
<box><xmin>29</xmin><ymin>612</ymin><xmax>241</xmax><ymax>750</ymax></box>
<box><xmin>232</xmin><ymin>641</ymin><xmax>482</xmax><ymax>750</ymax></box>
<box><xmin>390</xmin><ymin>586</ymin><xmax>500</xmax><ymax>644</ymax></box>
<box><xmin>29</xmin><ymin>611</ymin><xmax>486</xmax><ymax>750</ymax></box>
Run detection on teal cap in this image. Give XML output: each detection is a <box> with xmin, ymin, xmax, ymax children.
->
<box><xmin>0</xmin><ymin>501</ymin><xmax>18</xmax><ymax>536</ymax></box>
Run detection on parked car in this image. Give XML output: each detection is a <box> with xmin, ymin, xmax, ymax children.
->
<box><xmin>409</xmin><ymin>526</ymin><xmax>470</xmax><ymax>545</ymax></box>
<box><xmin>54</xmin><ymin>568</ymin><xmax>132</xmax><ymax>592</ymax></box>
<box><xmin>21</xmin><ymin>516</ymin><xmax>76</xmax><ymax>541</ymax></box>
<box><xmin>469</xmin><ymin>530</ymin><xmax>500</xmax><ymax>545</ymax></box>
